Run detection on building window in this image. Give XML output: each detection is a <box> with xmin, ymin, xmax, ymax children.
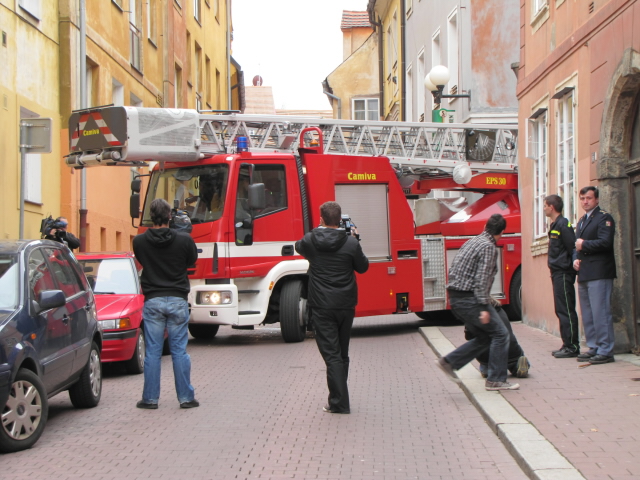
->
<box><xmin>533</xmin><ymin>0</ymin><xmax>548</xmax><ymax>15</ymax></box>
<box><xmin>19</xmin><ymin>0</ymin><xmax>41</xmax><ymax>20</ymax></box>
<box><xmin>417</xmin><ymin>50</ymin><xmax>425</xmax><ymax>121</ymax></box>
<box><xmin>194</xmin><ymin>0</ymin><xmax>201</xmax><ymax>22</ymax></box>
<box><xmin>529</xmin><ymin>111</ymin><xmax>548</xmax><ymax>237</ymax></box>
<box><xmin>447</xmin><ymin>9</ymin><xmax>458</xmax><ymax>95</ymax></box>
<box><xmin>112</xmin><ymin>78</ymin><xmax>124</xmax><ymax>106</ymax></box>
<box><xmin>129</xmin><ymin>0</ymin><xmax>142</xmax><ymax>71</ymax></box>
<box><xmin>147</xmin><ymin>0</ymin><xmax>157</xmax><ymax>44</ymax></box>
<box><xmin>205</xmin><ymin>56</ymin><xmax>211</xmax><ymax>106</ymax></box>
<box><xmin>353</xmin><ymin>98</ymin><xmax>379</xmax><ymax>121</ymax></box>
<box><xmin>557</xmin><ymin>91</ymin><xmax>576</xmax><ymax>224</ymax></box>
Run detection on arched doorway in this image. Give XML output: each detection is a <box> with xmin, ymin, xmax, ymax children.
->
<box><xmin>599</xmin><ymin>48</ymin><xmax>640</xmax><ymax>352</ymax></box>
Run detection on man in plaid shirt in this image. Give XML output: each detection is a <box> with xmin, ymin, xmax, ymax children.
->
<box><xmin>435</xmin><ymin>214</ymin><xmax>520</xmax><ymax>391</ymax></box>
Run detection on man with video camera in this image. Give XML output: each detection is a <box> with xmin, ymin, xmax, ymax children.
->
<box><xmin>295</xmin><ymin>201</ymin><xmax>369</xmax><ymax>414</ymax></box>
<box><xmin>43</xmin><ymin>216</ymin><xmax>80</xmax><ymax>250</ymax></box>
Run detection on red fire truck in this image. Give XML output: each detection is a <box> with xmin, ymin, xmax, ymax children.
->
<box><xmin>67</xmin><ymin>107</ymin><xmax>521</xmax><ymax>342</ymax></box>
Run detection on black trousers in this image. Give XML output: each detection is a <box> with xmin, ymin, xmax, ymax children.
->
<box><xmin>551</xmin><ymin>271</ymin><xmax>580</xmax><ymax>351</ymax></box>
<box><xmin>312</xmin><ymin>307</ymin><xmax>355</xmax><ymax>413</ymax></box>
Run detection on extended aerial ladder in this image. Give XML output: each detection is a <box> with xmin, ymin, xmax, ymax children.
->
<box><xmin>66</xmin><ymin>107</ymin><xmax>518</xmax><ymax>185</ymax></box>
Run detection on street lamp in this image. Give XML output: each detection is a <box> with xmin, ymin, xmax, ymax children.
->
<box><xmin>425</xmin><ymin>65</ymin><xmax>471</xmax><ymax>104</ymax></box>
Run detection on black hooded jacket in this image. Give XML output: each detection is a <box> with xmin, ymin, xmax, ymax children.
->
<box><xmin>133</xmin><ymin>227</ymin><xmax>198</xmax><ymax>301</ymax></box>
<box><xmin>295</xmin><ymin>227</ymin><xmax>369</xmax><ymax>309</ymax></box>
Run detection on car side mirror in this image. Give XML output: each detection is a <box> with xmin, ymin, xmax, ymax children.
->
<box><xmin>37</xmin><ymin>290</ymin><xmax>66</xmax><ymax>313</ymax></box>
<box><xmin>130</xmin><ymin>194</ymin><xmax>140</xmax><ymax>219</ymax></box>
<box><xmin>248</xmin><ymin>183</ymin><xmax>265</xmax><ymax>210</ymax></box>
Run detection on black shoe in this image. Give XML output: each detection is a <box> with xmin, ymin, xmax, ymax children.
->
<box><xmin>323</xmin><ymin>405</ymin><xmax>350</xmax><ymax>414</ymax></box>
<box><xmin>136</xmin><ymin>400</ymin><xmax>158</xmax><ymax>410</ymax></box>
<box><xmin>577</xmin><ymin>351</ymin><xmax>596</xmax><ymax>362</ymax></box>
<box><xmin>180</xmin><ymin>400</ymin><xmax>200</xmax><ymax>409</ymax></box>
<box><xmin>554</xmin><ymin>347</ymin><xmax>579</xmax><ymax>358</ymax></box>
<box><xmin>551</xmin><ymin>346</ymin><xmax>564</xmax><ymax>356</ymax></box>
<box><xmin>589</xmin><ymin>354</ymin><xmax>615</xmax><ymax>365</ymax></box>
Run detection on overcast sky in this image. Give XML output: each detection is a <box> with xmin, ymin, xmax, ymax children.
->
<box><xmin>232</xmin><ymin>0</ymin><xmax>369</xmax><ymax>111</ymax></box>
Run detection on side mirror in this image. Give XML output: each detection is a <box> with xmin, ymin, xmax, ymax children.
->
<box><xmin>248</xmin><ymin>183</ymin><xmax>266</xmax><ymax>210</ymax></box>
<box><xmin>131</xmin><ymin>179</ymin><xmax>141</xmax><ymax>193</ymax></box>
<box><xmin>130</xmin><ymin>194</ymin><xmax>140</xmax><ymax>219</ymax></box>
<box><xmin>37</xmin><ymin>290</ymin><xmax>66</xmax><ymax>313</ymax></box>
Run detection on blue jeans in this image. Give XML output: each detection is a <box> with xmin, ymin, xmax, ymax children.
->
<box><xmin>578</xmin><ymin>279</ymin><xmax>614</xmax><ymax>356</ymax></box>
<box><xmin>142</xmin><ymin>296</ymin><xmax>195</xmax><ymax>404</ymax></box>
<box><xmin>445</xmin><ymin>295</ymin><xmax>510</xmax><ymax>383</ymax></box>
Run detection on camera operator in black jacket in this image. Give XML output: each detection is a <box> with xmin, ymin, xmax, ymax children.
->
<box><xmin>295</xmin><ymin>201</ymin><xmax>369</xmax><ymax>414</ymax></box>
<box><xmin>44</xmin><ymin>217</ymin><xmax>80</xmax><ymax>250</ymax></box>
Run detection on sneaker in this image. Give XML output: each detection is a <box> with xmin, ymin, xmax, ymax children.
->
<box><xmin>485</xmin><ymin>380</ymin><xmax>520</xmax><ymax>391</ymax></box>
<box><xmin>551</xmin><ymin>346</ymin><xmax>564</xmax><ymax>356</ymax></box>
<box><xmin>323</xmin><ymin>405</ymin><xmax>350</xmax><ymax>414</ymax></box>
<box><xmin>515</xmin><ymin>356</ymin><xmax>530</xmax><ymax>378</ymax></box>
<box><xmin>435</xmin><ymin>357</ymin><xmax>460</xmax><ymax>383</ymax></box>
<box><xmin>180</xmin><ymin>400</ymin><xmax>200</xmax><ymax>409</ymax></box>
<box><xmin>554</xmin><ymin>348</ymin><xmax>579</xmax><ymax>358</ymax></box>
<box><xmin>136</xmin><ymin>400</ymin><xmax>158</xmax><ymax>410</ymax></box>
<box><xmin>589</xmin><ymin>354</ymin><xmax>615</xmax><ymax>365</ymax></box>
<box><xmin>577</xmin><ymin>351</ymin><xmax>596</xmax><ymax>362</ymax></box>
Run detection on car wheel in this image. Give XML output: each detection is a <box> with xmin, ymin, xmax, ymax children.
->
<box><xmin>188</xmin><ymin>324</ymin><xmax>220</xmax><ymax>339</ymax></box>
<box><xmin>280</xmin><ymin>279</ymin><xmax>307</xmax><ymax>343</ymax></box>
<box><xmin>0</xmin><ymin>369</ymin><xmax>48</xmax><ymax>453</ymax></box>
<box><xmin>69</xmin><ymin>342</ymin><xmax>102</xmax><ymax>408</ymax></box>
<box><xmin>125</xmin><ymin>329</ymin><xmax>145</xmax><ymax>375</ymax></box>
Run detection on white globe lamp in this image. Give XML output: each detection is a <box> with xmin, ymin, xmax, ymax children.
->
<box><xmin>429</xmin><ymin>65</ymin><xmax>450</xmax><ymax>87</ymax></box>
<box><xmin>424</xmin><ymin>74</ymin><xmax>438</xmax><ymax>92</ymax></box>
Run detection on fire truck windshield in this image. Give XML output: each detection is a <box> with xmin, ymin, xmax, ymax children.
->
<box><xmin>141</xmin><ymin>164</ymin><xmax>229</xmax><ymax>227</ymax></box>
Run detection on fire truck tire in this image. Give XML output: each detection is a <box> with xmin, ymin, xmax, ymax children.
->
<box><xmin>188</xmin><ymin>324</ymin><xmax>220</xmax><ymax>339</ymax></box>
<box><xmin>280</xmin><ymin>279</ymin><xmax>307</xmax><ymax>343</ymax></box>
<box><xmin>505</xmin><ymin>269</ymin><xmax>522</xmax><ymax>320</ymax></box>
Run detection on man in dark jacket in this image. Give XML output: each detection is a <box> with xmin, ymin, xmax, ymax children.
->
<box><xmin>295</xmin><ymin>201</ymin><xmax>369</xmax><ymax>414</ymax></box>
<box><xmin>544</xmin><ymin>194</ymin><xmax>580</xmax><ymax>358</ymax></box>
<box><xmin>573</xmin><ymin>186</ymin><xmax>616</xmax><ymax>365</ymax></box>
<box><xmin>133</xmin><ymin>198</ymin><xmax>199</xmax><ymax>409</ymax></box>
<box><xmin>45</xmin><ymin>217</ymin><xmax>80</xmax><ymax>250</ymax></box>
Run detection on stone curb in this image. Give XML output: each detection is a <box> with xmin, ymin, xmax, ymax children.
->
<box><xmin>419</xmin><ymin>326</ymin><xmax>586</xmax><ymax>480</ymax></box>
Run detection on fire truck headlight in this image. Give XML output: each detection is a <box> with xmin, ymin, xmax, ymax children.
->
<box><xmin>197</xmin><ymin>290</ymin><xmax>232</xmax><ymax>305</ymax></box>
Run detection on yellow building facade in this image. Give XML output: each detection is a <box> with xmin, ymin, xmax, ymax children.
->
<box><xmin>1</xmin><ymin>1</ymin><xmax>61</xmax><ymax>240</ymax></box>
<box><xmin>369</xmin><ymin>0</ymin><xmax>403</xmax><ymax>120</ymax></box>
<box><xmin>57</xmin><ymin>0</ymin><xmax>237</xmax><ymax>252</ymax></box>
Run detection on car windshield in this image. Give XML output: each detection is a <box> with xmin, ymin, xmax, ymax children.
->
<box><xmin>0</xmin><ymin>255</ymin><xmax>19</xmax><ymax>309</ymax></box>
<box><xmin>141</xmin><ymin>164</ymin><xmax>229</xmax><ymax>227</ymax></box>
<box><xmin>79</xmin><ymin>258</ymin><xmax>138</xmax><ymax>295</ymax></box>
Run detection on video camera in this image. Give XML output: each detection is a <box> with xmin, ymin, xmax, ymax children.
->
<box><xmin>340</xmin><ymin>214</ymin><xmax>360</xmax><ymax>241</ymax></box>
<box><xmin>40</xmin><ymin>215</ymin><xmax>66</xmax><ymax>237</ymax></box>
<box><xmin>170</xmin><ymin>200</ymin><xmax>193</xmax><ymax>233</ymax></box>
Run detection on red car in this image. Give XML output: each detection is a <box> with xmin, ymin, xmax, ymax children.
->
<box><xmin>76</xmin><ymin>252</ymin><xmax>146</xmax><ymax>374</ymax></box>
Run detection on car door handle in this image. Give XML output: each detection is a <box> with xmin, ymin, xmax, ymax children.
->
<box><xmin>62</xmin><ymin>314</ymin><xmax>70</xmax><ymax>324</ymax></box>
<box><xmin>281</xmin><ymin>245</ymin><xmax>294</xmax><ymax>256</ymax></box>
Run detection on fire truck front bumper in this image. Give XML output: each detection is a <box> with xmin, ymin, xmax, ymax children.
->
<box><xmin>189</xmin><ymin>284</ymin><xmax>238</xmax><ymax>325</ymax></box>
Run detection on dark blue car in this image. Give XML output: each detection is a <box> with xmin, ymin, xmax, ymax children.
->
<box><xmin>0</xmin><ymin>240</ymin><xmax>102</xmax><ymax>453</ymax></box>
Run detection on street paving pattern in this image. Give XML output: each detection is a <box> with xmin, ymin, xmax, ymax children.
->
<box><xmin>1</xmin><ymin>314</ymin><xmax>527</xmax><ymax>480</ymax></box>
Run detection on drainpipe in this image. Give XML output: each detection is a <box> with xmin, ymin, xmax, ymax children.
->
<box><xmin>368</xmin><ymin>4</ymin><xmax>384</xmax><ymax>120</ymax></box>
<box><xmin>226</xmin><ymin>0</ymin><xmax>232</xmax><ymax>108</ymax></box>
<box><xmin>400</xmin><ymin>0</ymin><xmax>406</xmax><ymax>121</ymax></box>
<box><xmin>79</xmin><ymin>0</ymin><xmax>88</xmax><ymax>251</ymax></box>
<box><xmin>323</xmin><ymin>90</ymin><xmax>342</xmax><ymax>119</ymax></box>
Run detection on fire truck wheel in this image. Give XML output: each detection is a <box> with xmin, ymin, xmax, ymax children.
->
<box><xmin>188</xmin><ymin>324</ymin><xmax>220</xmax><ymax>339</ymax></box>
<box><xmin>280</xmin><ymin>279</ymin><xmax>308</xmax><ymax>343</ymax></box>
<box><xmin>505</xmin><ymin>269</ymin><xmax>522</xmax><ymax>320</ymax></box>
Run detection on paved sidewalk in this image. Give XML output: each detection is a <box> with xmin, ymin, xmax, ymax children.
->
<box><xmin>421</xmin><ymin>322</ymin><xmax>640</xmax><ymax>480</ymax></box>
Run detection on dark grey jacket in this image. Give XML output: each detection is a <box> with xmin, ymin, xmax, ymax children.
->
<box><xmin>295</xmin><ymin>227</ymin><xmax>369</xmax><ymax>309</ymax></box>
